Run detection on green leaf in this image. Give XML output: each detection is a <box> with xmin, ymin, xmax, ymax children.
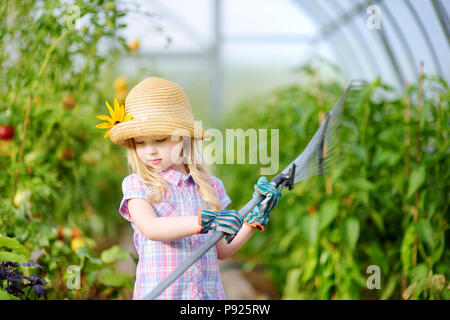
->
<box><xmin>406</xmin><ymin>166</ymin><xmax>426</xmax><ymax>199</ymax></box>
<box><xmin>75</xmin><ymin>246</ymin><xmax>101</xmax><ymax>265</ymax></box>
<box><xmin>380</xmin><ymin>275</ymin><xmax>398</xmax><ymax>300</ymax></box>
<box><xmin>301</xmin><ymin>215</ymin><xmax>319</xmax><ymax>245</ymax></box>
<box><xmin>100</xmin><ymin>245</ymin><xmax>130</xmax><ymax>264</ymax></box>
<box><xmin>0</xmin><ymin>236</ymin><xmax>30</xmax><ymax>258</ymax></box>
<box><xmin>409</xmin><ymin>263</ymin><xmax>428</xmax><ymax>282</ymax></box>
<box><xmin>99</xmin><ymin>273</ymin><xmax>134</xmax><ymax>289</ymax></box>
<box><xmin>350</xmin><ymin>177</ymin><xmax>375</xmax><ymax>191</ymax></box>
<box><xmin>369</xmin><ymin>210</ymin><xmax>385</xmax><ymax>233</ymax></box>
<box><xmin>432</xmin><ymin>232</ymin><xmax>445</xmax><ymax>264</ymax></box>
<box><xmin>319</xmin><ymin>199</ymin><xmax>338</xmax><ymax>231</ymax></box>
<box><xmin>0</xmin><ymin>251</ymin><xmax>28</xmax><ymax>263</ymax></box>
<box><xmin>416</xmin><ymin>219</ymin><xmax>434</xmax><ymax>250</ymax></box>
<box><xmin>344</xmin><ymin>217</ymin><xmax>360</xmax><ymax>250</ymax></box>
<box><xmin>301</xmin><ymin>245</ymin><xmax>318</xmax><ymax>282</ymax></box>
<box><xmin>282</xmin><ymin>268</ymin><xmax>302</xmax><ymax>299</ymax></box>
<box><xmin>401</xmin><ymin>225</ymin><xmax>416</xmax><ymax>273</ymax></box>
<box><xmin>0</xmin><ymin>290</ymin><xmax>20</xmax><ymax>300</ymax></box>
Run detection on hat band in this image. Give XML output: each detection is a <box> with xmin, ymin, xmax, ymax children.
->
<box><xmin>109</xmin><ymin>116</ymin><xmax>210</xmax><ymax>146</ymax></box>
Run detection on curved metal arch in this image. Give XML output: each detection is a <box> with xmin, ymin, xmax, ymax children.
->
<box><xmin>404</xmin><ymin>0</ymin><xmax>444</xmax><ymax>78</ymax></box>
<box><xmin>314</xmin><ymin>0</ymin><xmax>374</xmax><ymax>79</ymax></box>
<box><xmin>378</xmin><ymin>1</ymin><xmax>419</xmax><ymax>80</ymax></box>
<box><xmin>329</xmin><ymin>0</ymin><xmax>382</xmax><ymax>80</ymax></box>
<box><xmin>431</xmin><ymin>0</ymin><xmax>450</xmax><ymax>44</ymax></box>
<box><xmin>292</xmin><ymin>0</ymin><xmax>406</xmax><ymax>88</ymax></box>
<box><xmin>353</xmin><ymin>0</ymin><xmax>404</xmax><ymax>88</ymax></box>
<box><xmin>293</xmin><ymin>0</ymin><xmax>365</xmax><ymax>82</ymax></box>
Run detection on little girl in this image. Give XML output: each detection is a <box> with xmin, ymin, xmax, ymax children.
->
<box><xmin>96</xmin><ymin>77</ymin><xmax>280</xmax><ymax>300</ymax></box>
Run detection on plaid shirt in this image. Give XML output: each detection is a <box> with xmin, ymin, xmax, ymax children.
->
<box><xmin>119</xmin><ymin>168</ymin><xmax>232</xmax><ymax>300</ymax></box>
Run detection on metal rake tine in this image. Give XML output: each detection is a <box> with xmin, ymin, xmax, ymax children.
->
<box><xmin>305</xmin><ymin>157</ymin><xmax>342</xmax><ymax>176</ymax></box>
<box><xmin>297</xmin><ymin>166</ymin><xmax>334</xmax><ymax>181</ymax></box>
<box><xmin>310</xmin><ymin>151</ymin><xmax>343</xmax><ymax>169</ymax></box>
<box><xmin>298</xmin><ymin>155</ymin><xmax>343</xmax><ymax>181</ymax></box>
<box><xmin>305</xmin><ymin>154</ymin><xmax>343</xmax><ymax>176</ymax></box>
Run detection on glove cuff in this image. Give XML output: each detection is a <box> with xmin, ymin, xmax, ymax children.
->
<box><xmin>244</xmin><ymin>221</ymin><xmax>265</xmax><ymax>231</ymax></box>
<box><xmin>196</xmin><ymin>209</ymin><xmax>217</xmax><ymax>234</ymax></box>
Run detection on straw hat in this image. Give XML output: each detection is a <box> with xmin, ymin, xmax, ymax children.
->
<box><xmin>109</xmin><ymin>77</ymin><xmax>211</xmax><ymax>147</ymax></box>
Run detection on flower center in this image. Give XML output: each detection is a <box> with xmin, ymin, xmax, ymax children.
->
<box><xmin>114</xmin><ymin>121</ymin><xmax>120</xmax><ymax>125</ymax></box>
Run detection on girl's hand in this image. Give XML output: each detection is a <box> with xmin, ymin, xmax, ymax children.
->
<box><xmin>196</xmin><ymin>209</ymin><xmax>243</xmax><ymax>243</ymax></box>
<box><xmin>244</xmin><ymin>176</ymin><xmax>281</xmax><ymax>231</ymax></box>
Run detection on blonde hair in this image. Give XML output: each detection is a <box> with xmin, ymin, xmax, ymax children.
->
<box><xmin>125</xmin><ymin>136</ymin><xmax>222</xmax><ymax>211</ymax></box>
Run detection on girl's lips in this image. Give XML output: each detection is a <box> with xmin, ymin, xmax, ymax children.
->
<box><xmin>149</xmin><ymin>159</ymin><xmax>161</xmax><ymax>164</ymax></box>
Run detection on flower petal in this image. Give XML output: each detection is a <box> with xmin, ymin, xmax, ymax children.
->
<box><xmin>105</xmin><ymin>101</ymin><xmax>114</xmax><ymax>118</ymax></box>
<box><xmin>104</xmin><ymin>128</ymin><xmax>111</xmax><ymax>139</ymax></box>
<box><xmin>124</xmin><ymin>114</ymin><xmax>133</xmax><ymax>121</ymax></box>
<box><xmin>113</xmin><ymin>98</ymin><xmax>120</xmax><ymax>121</ymax></box>
<box><xmin>96</xmin><ymin>114</ymin><xmax>114</xmax><ymax>123</ymax></box>
<box><xmin>96</xmin><ymin>122</ymin><xmax>114</xmax><ymax>129</ymax></box>
<box><xmin>120</xmin><ymin>104</ymin><xmax>125</xmax><ymax>122</ymax></box>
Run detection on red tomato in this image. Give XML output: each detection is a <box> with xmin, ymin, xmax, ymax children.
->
<box><xmin>0</xmin><ymin>125</ymin><xmax>14</xmax><ymax>140</ymax></box>
<box><xmin>71</xmin><ymin>228</ymin><xmax>82</xmax><ymax>239</ymax></box>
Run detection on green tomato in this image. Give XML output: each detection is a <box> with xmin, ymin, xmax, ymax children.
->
<box><xmin>53</xmin><ymin>240</ymin><xmax>65</xmax><ymax>250</ymax></box>
<box><xmin>49</xmin><ymin>227</ymin><xmax>59</xmax><ymax>240</ymax></box>
<box><xmin>62</xmin><ymin>227</ymin><xmax>73</xmax><ymax>240</ymax></box>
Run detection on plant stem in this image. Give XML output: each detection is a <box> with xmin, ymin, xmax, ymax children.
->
<box><xmin>413</xmin><ymin>61</ymin><xmax>424</xmax><ymax>266</ymax></box>
<box><xmin>11</xmin><ymin>28</ymin><xmax>73</xmax><ymax>205</ymax></box>
<box><xmin>11</xmin><ymin>93</ymin><xmax>32</xmax><ymax>206</ymax></box>
<box><xmin>77</xmin><ymin>40</ymin><xmax>98</xmax><ymax>97</ymax></box>
<box><xmin>402</xmin><ymin>82</ymin><xmax>411</xmax><ymax>296</ymax></box>
<box><xmin>404</xmin><ymin>82</ymin><xmax>411</xmax><ymax>178</ymax></box>
<box><xmin>33</xmin><ymin>28</ymin><xmax>73</xmax><ymax>90</ymax></box>
<box><xmin>57</xmin><ymin>265</ymin><xmax>65</xmax><ymax>298</ymax></box>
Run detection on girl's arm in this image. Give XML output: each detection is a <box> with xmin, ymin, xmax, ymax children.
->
<box><xmin>215</xmin><ymin>224</ymin><xmax>256</xmax><ymax>260</ymax></box>
<box><xmin>128</xmin><ymin>197</ymin><xmax>256</xmax><ymax>257</ymax></box>
<box><xmin>128</xmin><ymin>198</ymin><xmax>199</xmax><ymax>241</ymax></box>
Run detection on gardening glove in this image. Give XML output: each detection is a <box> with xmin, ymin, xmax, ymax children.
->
<box><xmin>196</xmin><ymin>209</ymin><xmax>243</xmax><ymax>243</ymax></box>
<box><xmin>244</xmin><ymin>176</ymin><xmax>281</xmax><ymax>231</ymax></box>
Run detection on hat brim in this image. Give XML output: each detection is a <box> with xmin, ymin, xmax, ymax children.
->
<box><xmin>109</xmin><ymin>117</ymin><xmax>211</xmax><ymax>147</ymax></box>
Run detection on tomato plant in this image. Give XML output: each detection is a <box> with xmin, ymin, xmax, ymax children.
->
<box><xmin>0</xmin><ymin>0</ymin><xmax>157</xmax><ymax>299</ymax></box>
<box><xmin>219</xmin><ymin>62</ymin><xmax>449</xmax><ymax>300</ymax></box>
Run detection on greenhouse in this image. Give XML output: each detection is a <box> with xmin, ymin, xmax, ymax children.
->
<box><xmin>0</xmin><ymin>0</ymin><xmax>448</xmax><ymax>303</ymax></box>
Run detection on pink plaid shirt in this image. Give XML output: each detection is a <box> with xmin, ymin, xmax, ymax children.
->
<box><xmin>119</xmin><ymin>167</ymin><xmax>232</xmax><ymax>300</ymax></box>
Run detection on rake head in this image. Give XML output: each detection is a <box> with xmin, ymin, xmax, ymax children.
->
<box><xmin>272</xmin><ymin>80</ymin><xmax>365</xmax><ymax>188</ymax></box>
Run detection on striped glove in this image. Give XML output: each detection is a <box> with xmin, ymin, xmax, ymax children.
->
<box><xmin>196</xmin><ymin>209</ymin><xmax>243</xmax><ymax>243</ymax></box>
<box><xmin>244</xmin><ymin>176</ymin><xmax>281</xmax><ymax>231</ymax></box>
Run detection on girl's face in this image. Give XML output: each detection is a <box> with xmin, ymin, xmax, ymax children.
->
<box><xmin>134</xmin><ymin>135</ymin><xmax>184</xmax><ymax>172</ymax></box>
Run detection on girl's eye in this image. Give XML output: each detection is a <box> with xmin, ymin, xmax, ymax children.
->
<box><xmin>135</xmin><ymin>138</ymin><xmax>166</xmax><ymax>144</ymax></box>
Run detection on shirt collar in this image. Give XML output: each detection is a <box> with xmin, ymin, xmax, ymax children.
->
<box><xmin>159</xmin><ymin>167</ymin><xmax>193</xmax><ymax>186</ymax></box>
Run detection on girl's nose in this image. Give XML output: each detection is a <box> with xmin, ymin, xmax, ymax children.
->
<box><xmin>148</xmin><ymin>145</ymin><xmax>159</xmax><ymax>155</ymax></box>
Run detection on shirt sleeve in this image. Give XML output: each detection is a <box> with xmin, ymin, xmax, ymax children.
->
<box><xmin>211</xmin><ymin>176</ymin><xmax>232</xmax><ymax>210</ymax></box>
<box><xmin>119</xmin><ymin>174</ymin><xmax>148</xmax><ymax>222</ymax></box>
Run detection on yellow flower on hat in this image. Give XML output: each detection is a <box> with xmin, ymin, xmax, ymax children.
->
<box><xmin>96</xmin><ymin>98</ymin><xmax>133</xmax><ymax>139</ymax></box>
